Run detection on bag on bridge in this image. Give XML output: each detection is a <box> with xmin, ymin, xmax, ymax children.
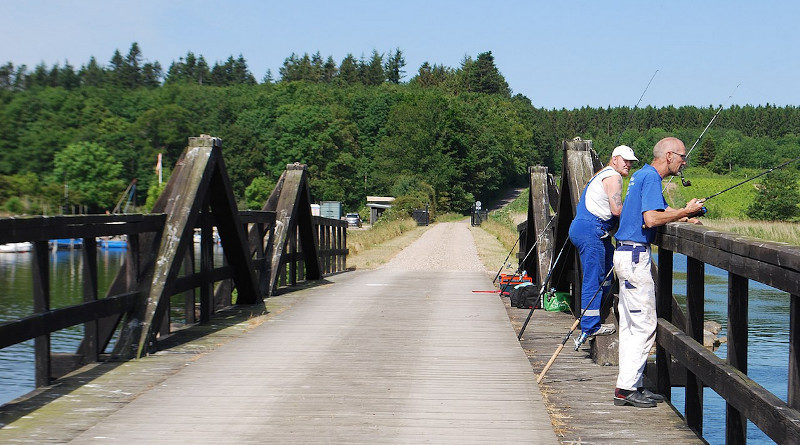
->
<box><xmin>510</xmin><ymin>283</ymin><xmax>538</xmax><ymax>309</ymax></box>
<box><xmin>543</xmin><ymin>291</ymin><xmax>571</xmax><ymax>312</ymax></box>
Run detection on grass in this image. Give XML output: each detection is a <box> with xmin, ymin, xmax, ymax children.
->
<box><xmin>702</xmin><ymin>218</ymin><xmax>800</xmax><ymax>246</ymax></box>
<box><xmin>434</xmin><ymin>212</ymin><xmax>467</xmax><ymax>223</ymax></box>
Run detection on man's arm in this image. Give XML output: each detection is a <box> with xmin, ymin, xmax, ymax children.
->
<box><xmin>602</xmin><ymin>175</ymin><xmax>623</xmax><ymax>217</ymax></box>
<box><xmin>643</xmin><ymin>199</ymin><xmax>704</xmax><ymax>228</ymax></box>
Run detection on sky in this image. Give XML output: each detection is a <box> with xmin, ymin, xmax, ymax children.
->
<box><xmin>2</xmin><ymin>0</ymin><xmax>798</xmax><ymax>109</ymax></box>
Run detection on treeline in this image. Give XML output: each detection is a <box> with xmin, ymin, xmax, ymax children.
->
<box><xmin>0</xmin><ymin>43</ymin><xmax>798</xmax><ymax>219</ymax></box>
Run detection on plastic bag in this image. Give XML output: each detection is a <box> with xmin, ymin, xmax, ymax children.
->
<box><xmin>543</xmin><ymin>291</ymin><xmax>571</xmax><ymax>312</ymax></box>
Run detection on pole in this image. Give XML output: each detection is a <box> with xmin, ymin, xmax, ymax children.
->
<box><xmin>537</xmin><ymin>268</ymin><xmax>615</xmax><ymax>383</ymax></box>
<box><xmin>616</xmin><ymin>69</ymin><xmax>659</xmax><ymax>146</ymax></box>
<box><xmin>703</xmin><ymin>155</ymin><xmax>800</xmax><ymax>202</ymax></box>
<box><xmin>517</xmin><ymin>240</ymin><xmax>570</xmax><ymax>340</ymax></box>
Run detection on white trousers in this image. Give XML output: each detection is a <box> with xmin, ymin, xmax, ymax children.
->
<box><xmin>613</xmin><ymin>245</ymin><xmax>656</xmax><ymax>391</ymax></box>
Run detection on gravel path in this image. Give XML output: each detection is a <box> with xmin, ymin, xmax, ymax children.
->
<box><xmin>381</xmin><ymin>220</ymin><xmax>486</xmax><ymax>272</ymax></box>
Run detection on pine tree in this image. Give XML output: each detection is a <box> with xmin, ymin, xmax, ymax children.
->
<box><xmin>363</xmin><ymin>50</ymin><xmax>385</xmax><ymax>86</ymax></box>
<box><xmin>233</xmin><ymin>54</ymin><xmax>256</xmax><ymax>84</ymax></box>
<box><xmin>59</xmin><ymin>61</ymin><xmax>80</xmax><ymax>89</ymax></box>
<box><xmin>338</xmin><ymin>54</ymin><xmax>358</xmax><ymax>84</ymax></box>
<box><xmin>384</xmin><ymin>48</ymin><xmax>405</xmax><ymax>84</ymax></box>
<box><xmin>196</xmin><ymin>56</ymin><xmax>210</xmax><ymax>84</ymax></box>
<box><xmin>123</xmin><ymin>42</ymin><xmax>143</xmax><ymax>88</ymax></box>
<box><xmin>109</xmin><ymin>49</ymin><xmax>125</xmax><ymax>86</ymax></box>
<box><xmin>467</xmin><ymin>51</ymin><xmax>510</xmax><ymax>96</ymax></box>
<box><xmin>262</xmin><ymin>69</ymin><xmax>274</xmax><ymax>84</ymax></box>
<box><xmin>142</xmin><ymin>61</ymin><xmax>162</xmax><ymax>87</ymax></box>
<box><xmin>0</xmin><ymin>62</ymin><xmax>13</xmax><ymax>90</ymax></box>
<box><xmin>322</xmin><ymin>56</ymin><xmax>337</xmax><ymax>83</ymax></box>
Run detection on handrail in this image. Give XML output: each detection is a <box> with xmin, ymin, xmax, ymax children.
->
<box><xmin>653</xmin><ymin>221</ymin><xmax>800</xmax><ymax>443</ymax></box>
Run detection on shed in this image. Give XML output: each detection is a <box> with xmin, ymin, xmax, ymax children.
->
<box><xmin>366</xmin><ymin>196</ymin><xmax>395</xmax><ymax>225</ymax></box>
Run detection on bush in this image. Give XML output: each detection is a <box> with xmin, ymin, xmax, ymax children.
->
<box><xmin>746</xmin><ymin>168</ymin><xmax>800</xmax><ymax>221</ymax></box>
<box><xmin>4</xmin><ymin>196</ymin><xmax>24</xmax><ymax>214</ymax></box>
<box><xmin>245</xmin><ymin>176</ymin><xmax>276</xmax><ymax>210</ymax></box>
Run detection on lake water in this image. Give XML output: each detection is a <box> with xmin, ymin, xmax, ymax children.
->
<box><xmin>0</xmin><ymin>249</ymin><xmax>790</xmax><ymax>444</ymax></box>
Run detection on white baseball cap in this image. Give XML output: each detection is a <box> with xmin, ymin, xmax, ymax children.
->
<box><xmin>612</xmin><ymin>145</ymin><xmax>638</xmax><ymax>161</ymax></box>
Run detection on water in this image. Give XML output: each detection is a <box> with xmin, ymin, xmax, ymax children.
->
<box><xmin>662</xmin><ymin>253</ymin><xmax>788</xmax><ymax>445</ymax></box>
<box><xmin>0</xmin><ymin>244</ymin><xmax>224</xmax><ymax>406</ymax></box>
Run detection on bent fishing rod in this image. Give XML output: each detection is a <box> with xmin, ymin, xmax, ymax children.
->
<box><xmin>537</xmin><ymin>267</ymin><xmax>616</xmax><ymax>383</ymax></box>
<box><xmin>666</xmin><ymin>83</ymin><xmax>741</xmax><ymax>189</ymax></box>
<box><xmin>517</xmin><ymin>240</ymin><xmax>570</xmax><ymax>340</ymax></box>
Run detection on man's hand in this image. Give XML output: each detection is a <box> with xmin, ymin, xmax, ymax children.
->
<box><xmin>683</xmin><ymin>198</ymin><xmax>705</xmax><ymax>218</ymax></box>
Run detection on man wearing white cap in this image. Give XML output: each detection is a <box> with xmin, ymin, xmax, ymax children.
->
<box><xmin>568</xmin><ymin>145</ymin><xmax>638</xmax><ymax>343</ymax></box>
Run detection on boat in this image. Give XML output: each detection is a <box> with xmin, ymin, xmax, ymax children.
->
<box><xmin>0</xmin><ymin>242</ymin><xmax>32</xmax><ymax>253</ymax></box>
<box><xmin>99</xmin><ymin>238</ymin><xmax>127</xmax><ymax>249</ymax></box>
<box><xmin>51</xmin><ymin>239</ymin><xmax>83</xmax><ymax>250</ymax></box>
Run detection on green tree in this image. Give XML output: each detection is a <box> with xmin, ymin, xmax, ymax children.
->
<box><xmin>467</xmin><ymin>51</ymin><xmax>510</xmax><ymax>96</ymax></box>
<box><xmin>53</xmin><ymin>142</ymin><xmax>125</xmax><ymax>211</ymax></box>
<box><xmin>338</xmin><ymin>54</ymin><xmax>359</xmax><ymax>84</ymax></box>
<box><xmin>244</xmin><ymin>176</ymin><xmax>276</xmax><ymax>210</ymax></box>
<box><xmin>384</xmin><ymin>48</ymin><xmax>405</xmax><ymax>84</ymax></box>
<box><xmin>746</xmin><ymin>168</ymin><xmax>800</xmax><ymax>220</ymax></box>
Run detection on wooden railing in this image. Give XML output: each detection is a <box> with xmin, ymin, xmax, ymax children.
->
<box><xmin>0</xmin><ymin>210</ymin><xmax>284</xmax><ymax>386</ymax></box>
<box><xmin>273</xmin><ymin>216</ymin><xmax>348</xmax><ymax>289</ymax></box>
<box><xmin>653</xmin><ymin>222</ymin><xmax>800</xmax><ymax>443</ymax></box>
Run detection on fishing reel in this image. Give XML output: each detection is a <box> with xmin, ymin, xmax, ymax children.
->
<box><xmin>680</xmin><ymin>170</ymin><xmax>692</xmax><ymax>187</ymax></box>
<box><xmin>688</xmin><ymin>206</ymin><xmax>708</xmax><ymax>218</ymax></box>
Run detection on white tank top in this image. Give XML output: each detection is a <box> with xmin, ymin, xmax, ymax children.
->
<box><xmin>584</xmin><ymin>166</ymin><xmax>621</xmax><ymax>221</ymax></box>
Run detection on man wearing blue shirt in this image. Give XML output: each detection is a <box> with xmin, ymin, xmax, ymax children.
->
<box><xmin>612</xmin><ymin>137</ymin><xmax>704</xmax><ymax>408</ymax></box>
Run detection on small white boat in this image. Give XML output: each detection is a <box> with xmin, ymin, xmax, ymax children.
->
<box><xmin>0</xmin><ymin>242</ymin><xmax>32</xmax><ymax>253</ymax></box>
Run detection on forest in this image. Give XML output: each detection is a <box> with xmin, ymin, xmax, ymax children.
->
<box><xmin>0</xmin><ymin>43</ymin><xmax>798</xmax><ymax>219</ymax></box>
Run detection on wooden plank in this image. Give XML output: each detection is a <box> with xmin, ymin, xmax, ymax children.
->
<box><xmin>657</xmin><ymin>319</ymin><xmax>800</xmax><ymax>444</ymax></box>
<box><xmin>727</xmin><ymin>272</ymin><xmax>748</xmax><ymax>444</ymax></box>
<box><xmin>32</xmin><ymin>240</ymin><xmax>50</xmax><ymax>387</ymax></box>
<box><xmin>685</xmin><ymin>257</ymin><xmax>704</xmax><ymax>435</ymax></box>
<box><xmin>200</xmin><ymin>207</ymin><xmax>213</xmax><ymax>324</ymax></box>
<box><xmin>82</xmin><ymin>237</ymin><xmax>99</xmax><ymax>363</ymax></box>
<box><xmin>0</xmin><ymin>214</ymin><xmax>165</xmax><ymax>243</ymax></box>
<box><xmin>656</xmin><ymin>248</ymin><xmax>673</xmax><ymax>399</ymax></box>
<box><xmin>657</xmin><ymin>234</ymin><xmax>800</xmax><ymax>295</ymax></box>
<box><xmin>790</xmin><ymin>295</ymin><xmax>800</xmax><ymax>411</ymax></box>
<box><xmin>0</xmin><ymin>292</ymin><xmax>139</xmax><ymax>349</ymax></box>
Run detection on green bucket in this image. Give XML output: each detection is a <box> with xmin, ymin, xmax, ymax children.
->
<box><xmin>543</xmin><ymin>291</ymin><xmax>571</xmax><ymax>312</ymax></box>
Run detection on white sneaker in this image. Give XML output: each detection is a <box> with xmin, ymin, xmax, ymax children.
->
<box><xmin>593</xmin><ymin>324</ymin><xmax>616</xmax><ymax>336</ymax></box>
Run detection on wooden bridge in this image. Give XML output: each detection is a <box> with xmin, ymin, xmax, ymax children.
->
<box><xmin>1</xmin><ymin>135</ymin><xmax>799</xmax><ymax>443</ymax></box>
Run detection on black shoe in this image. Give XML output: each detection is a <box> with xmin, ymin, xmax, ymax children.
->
<box><xmin>639</xmin><ymin>388</ymin><xmax>665</xmax><ymax>403</ymax></box>
<box><xmin>614</xmin><ymin>389</ymin><xmax>656</xmax><ymax>408</ymax></box>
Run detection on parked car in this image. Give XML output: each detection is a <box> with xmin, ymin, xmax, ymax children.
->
<box><xmin>345</xmin><ymin>213</ymin><xmax>362</xmax><ymax>228</ymax></box>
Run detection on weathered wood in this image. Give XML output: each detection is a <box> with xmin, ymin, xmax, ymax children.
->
<box><xmin>726</xmin><ymin>272</ymin><xmax>748</xmax><ymax>444</ymax></box>
<box><xmin>658</xmin><ymin>233</ymin><xmax>800</xmax><ymax>296</ymax></box>
<box><xmin>200</xmin><ymin>206</ymin><xmax>213</xmax><ymax>324</ymax></box>
<box><xmin>525</xmin><ymin>166</ymin><xmax>554</xmax><ymax>290</ymax></box>
<box><xmin>264</xmin><ymin>164</ymin><xmax>321</xmax><ymax>294</ymax></box>
<box><xmin>82</xmin><ymin>237</ymin><xmax>99</xmax><ymax>363</ymax></box>
<box><xmin>32</xmin><ymin>240</ymin><xmax>50</xmax><ymax>387</ymax></box>
<box><xmin>685</xmin><ymin>257</ymin><xmax>705</xmax><ymax>435</ymax></box>
<box><xmin>657</xmin><ymin>319</ymin><xmax>800</xmax><ymax>444</ymax></box>
<box><xmin>0</xmin><ymin>214</ymin><xmax>165</xmax><ymax>243</ymax></box>
<box><xmin>656</xmin><ymin>248</ymin><xmax>674</xmax><ymax>400</ymax></box>
<box><xmin>790</xmin><ymin>295</ymin><xmax>800</xmax><ymax>411</ymax></box>
<box><xmin>0</xmin><ymin>292</ymin><xmax>139</xmax><ymax>349</ymax></box>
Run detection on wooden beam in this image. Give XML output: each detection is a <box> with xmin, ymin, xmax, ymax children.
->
<box><xmin>727</xmin><ymin>272</ymin><xmax>748</xmax><ymax>444</ymax></box>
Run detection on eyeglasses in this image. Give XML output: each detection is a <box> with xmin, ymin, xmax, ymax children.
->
<box><xmin>668</xmin><ymin>151</ymin><xmax>687</xmax><ymax>160</ymax></box>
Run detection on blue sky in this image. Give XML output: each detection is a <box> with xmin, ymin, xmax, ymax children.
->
<box><xmin>2</xmin><ymin>0</ymin><xmax>798</xmax><ymax>109</ymax></box>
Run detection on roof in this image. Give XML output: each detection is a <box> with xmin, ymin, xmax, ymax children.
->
<box><xmin>366</xmin><ymin>196</ymin><xmax>395</xmax><ymax>204</ymax></box>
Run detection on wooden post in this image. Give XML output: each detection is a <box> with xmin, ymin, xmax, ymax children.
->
<box><xmin>126</xmin><ymin>233</ymin><xmax>140</xmax><ymax>292</ymax></box>
<box><xmin>656</xmin><ymin>248</ymin><xmax>673</xmax><ymax>400</ymax></box>
<box><xmin>82</xmin><ymin>237</ymin><xmax>99</xmax><ymax>362</ymax></box>
<box><xmin>289</xmin><ymin>225</ymin><xmax>297</xmax><ymax>286</ymax></box>
<box><xmin>200</xmin><ymin>208</ymin><xmax>213</xmax><ymax>324</ymax></box>
<box><xmin>685</xmin><ymin>256</ymin><xmax>705</xmax><ymax>435</ymax></box>
<box><xmin>32</xmin><ymin>240</ymin><xmax>51</xmax><ymax>387</ymax></box>
<box><xmin>789</xmin><ymin>294</ymin><xmax>800</xmax><ymax>410</ymax></box>
<box><xmin>183</xmin><ymin>248</ymin><xmax>195</xmax><ymax>324</ymax></box>
<box><xmin>726</xmin><ymin>272</ymin><xmax>748</xmax><ymax>444</ymax></box>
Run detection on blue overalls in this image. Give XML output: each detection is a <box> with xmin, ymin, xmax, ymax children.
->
<box><xmin>568</xmin><ymin>170</ymin><xmax>617</xmax><ymax>335</ymax></box>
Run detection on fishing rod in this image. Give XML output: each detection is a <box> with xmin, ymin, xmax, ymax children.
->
<box><xmin>517</xmin><ymin>240</ymin><xmax>570</xmax><ymax>340</ymax></box>
<box><xmin>666</xmin><ymin>83</ymin><xmax>741</xmax><ymax>189</ymax></box>
<box><xmin>537</xmin><ymin>267</ymin><xmax>616</xmax><ymax>383</ymax></box>
<box><xmin>702</xmin><ymin>155</ymin><xmax>800</xmax><ymax>202</ymax></box>
<box><xmin>617</xmin><ymin>69</ymin><xmax>659</xmax><ymax>146</ymax></box>
<box><xmin>498</xmin><ymin>215</ymin><xmax>557</xmax><ymax>295</ymax></box>
<box><xmin>492</xmin><ymin>235</ymin><xmax>520</xmax><ymax>284</ymax></box>
<box><xmin>493</xmin><ymin>211</ymin><xmax>557</xmax><ymax>285</ymax></box>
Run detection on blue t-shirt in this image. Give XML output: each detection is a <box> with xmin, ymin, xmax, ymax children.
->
<box><xmin>614</xmin><ymin>164</ymin><xmax>667</xmax><ymax>244</ymax></box>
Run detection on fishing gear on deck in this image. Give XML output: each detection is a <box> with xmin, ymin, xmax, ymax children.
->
<box><xmin>498</xmin><ymin>215</ymin><xmax>557</xmax><ymax>297</ymax></box>
<box><xmin>537</xmin><ymin>268</ymin><xmax>616</xmax><ymax>383</ymax></box>
<box><xmin>666</xmin><ymin>83</ymin><xmax>741</xmax><ymax>190</ymax></box>
<box><xmin>517</xmin><ymin>240</ymin><xmax>570</xmax><ymax>340</ymax></box>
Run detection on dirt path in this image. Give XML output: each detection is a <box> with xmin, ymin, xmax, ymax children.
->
<box><xmin>381</xmin><ymin>220</ymin><xmax>486</xmax><ymax>272</ymax></box>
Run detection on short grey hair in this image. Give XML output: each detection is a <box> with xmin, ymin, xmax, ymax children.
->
<box><xmin>653</xmin><ymin>137</ymin><xmax>683</xmax><ymax>159</ymax></box>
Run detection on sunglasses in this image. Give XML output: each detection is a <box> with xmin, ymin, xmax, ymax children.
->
<box><xmin>668</xmin><ymin>151</ymin><xmax>687</xmax><ymax>160</ymax></box>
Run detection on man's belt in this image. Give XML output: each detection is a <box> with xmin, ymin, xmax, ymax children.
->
<box><xmin>616</xmin><ymin>243</ymin><xmax>648</xmax><ymax>264</ymax></box>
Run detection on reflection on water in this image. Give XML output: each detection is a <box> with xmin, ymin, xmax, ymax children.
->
<box><xmin>0</xmin><ymin>244</ymin><xmax>224</xmax><ymax>406</ymax></box>
<box><xmin>664</xmin><ymin>253</ymin><xmax>788</xmax><ymax>444</ymax></box>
